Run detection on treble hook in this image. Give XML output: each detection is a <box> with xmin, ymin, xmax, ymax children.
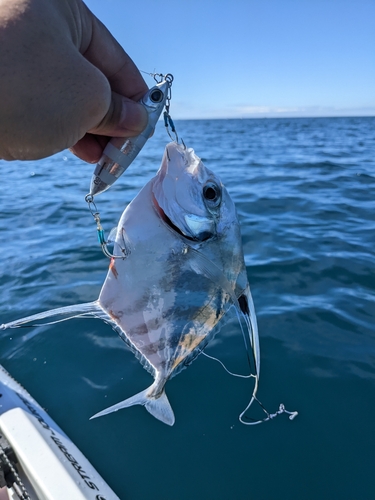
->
<box><xmin>85</xmin><ymin>194</ymin><xmax>128</xmax><ymax>260</ymax></box>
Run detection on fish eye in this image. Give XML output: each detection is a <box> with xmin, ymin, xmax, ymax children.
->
<box><xmin>203</xmin><ymin>182</ymin><xmax>221</xmax><ymax>206</ymax></box>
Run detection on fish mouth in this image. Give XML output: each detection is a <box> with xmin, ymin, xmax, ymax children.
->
<box><xmin>152</xmin><ymin>194</ymin><xmax>211</xmax><ymax>242</ymax></box>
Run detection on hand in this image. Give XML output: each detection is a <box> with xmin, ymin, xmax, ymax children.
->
<box><xmin>0</xmin><ymin>0</ymin><xmax>149</xmax><ymax>163</ymax></box>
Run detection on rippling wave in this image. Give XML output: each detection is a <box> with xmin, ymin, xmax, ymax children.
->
<box><xmin>1</xmin><ymin>116</ymin><xmax>374</xmax><ymax>499</ymax></box>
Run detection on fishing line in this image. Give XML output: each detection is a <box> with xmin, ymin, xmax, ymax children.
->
<box><xmin>201</xmin><ymin>351</ymin><xmax>254</xmax><ymax>379</ymax></box>
<box><xmin>201</xmin><ymin>350</ymin><xmax>298</xmax><ymax>425</ymax></box>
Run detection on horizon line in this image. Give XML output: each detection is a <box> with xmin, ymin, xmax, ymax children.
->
<box><xmin>169</xmin><ymin>114</ymin><xmax>375</xmax><ymax>121</ymax></box>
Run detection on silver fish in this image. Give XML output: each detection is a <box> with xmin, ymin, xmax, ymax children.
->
<box><xmin>1</xmin><ymin>142</ymin><xmax>260</xmax><ymax>426</ymax></box>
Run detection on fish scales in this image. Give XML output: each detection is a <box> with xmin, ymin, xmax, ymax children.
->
<box><xmin>1</xmin><ymin>142</ymin><xmax>259</xmax><ymax>426</ymax></box>
<box><xmin>100</xmin><ymin>178</ymin><xmax>240</xmax><ymax>382</ymax></box>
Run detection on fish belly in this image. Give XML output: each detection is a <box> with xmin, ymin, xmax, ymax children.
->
<box><xmin>98</xmin><ymin>182</ymin><xmax>230</xmax><ymax>380</ymax></box>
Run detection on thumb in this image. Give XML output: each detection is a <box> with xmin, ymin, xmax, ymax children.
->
<box><xmin>89</xmin><ymin>90</ymin><xmax>149</xmax><ymax>138</ymax></box>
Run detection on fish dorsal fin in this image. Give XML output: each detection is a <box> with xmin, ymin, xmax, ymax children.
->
<box><xmin>107</xmin><ymin>226</ymin><xmax>118</xmax><ymax>244</ymax></box>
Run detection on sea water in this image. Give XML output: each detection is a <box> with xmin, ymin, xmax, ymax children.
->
<box><xmin>1</xmin><ymin>117</ymin><xmax>374</xmax><ymax>499</ymax></box>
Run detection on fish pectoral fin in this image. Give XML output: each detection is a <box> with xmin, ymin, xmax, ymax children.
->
<box><xmin>90</xmin><ymin>386</ymin><xmax>175</xmax><ymax>426</ymax></box>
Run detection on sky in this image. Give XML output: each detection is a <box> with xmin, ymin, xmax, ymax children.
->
<box><xmin>85</xmin><ymin>0</ymin><xmax>375</xmax><ymax>120</ymax></box>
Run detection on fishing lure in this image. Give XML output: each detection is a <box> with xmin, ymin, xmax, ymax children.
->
<box><xmin>89</xmin><ymin>74</ymin><xmax>175</xmax><ymax>198</ymax></box>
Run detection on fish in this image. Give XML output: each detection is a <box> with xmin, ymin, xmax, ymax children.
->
<box><xmin>1</xmin><ymin>142</ymin><xmax>260</xmax><ymax>426</ymax></box>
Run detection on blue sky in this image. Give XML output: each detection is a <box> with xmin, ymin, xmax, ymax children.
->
<box><xmin>85</xmin><ymin>0</ymin><xmax>375</xmax><ymax>119</ymax></box>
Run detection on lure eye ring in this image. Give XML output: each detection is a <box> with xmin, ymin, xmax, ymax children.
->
<box><xmin>150</xmin><ymin>89</ymin><xmax>164</xmax><ymax>103</ymax></box>
<box><xmin>203</xmin><ymin>182</ymin><xmax>221</xmax><ymax>207</ymax></box>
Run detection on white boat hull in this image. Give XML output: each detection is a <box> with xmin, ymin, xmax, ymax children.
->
<box><xmin>0</xmin><ymin>365</ymin><xmax>119</xmax><ymax>500</ymax></box>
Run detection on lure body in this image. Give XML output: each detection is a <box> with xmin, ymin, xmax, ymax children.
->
<box><xmin>89</xmin><ymin>79</ymin><xmax>170</xmax><ymax>197</ymax></box>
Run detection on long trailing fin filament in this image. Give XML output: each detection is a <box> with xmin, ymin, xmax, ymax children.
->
<box><xmin>0</xmin><ymin>302</ymin><xmax>100</xmax><ymax>330</ymax></box>
<box><xmin>201</xmin><ymin>351</ymin><xmax>298</xmax><ymax>425</ymax></box>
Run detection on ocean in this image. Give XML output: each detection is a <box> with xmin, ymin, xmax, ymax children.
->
<box><xmin>1</xmin><ymin>116</ymin><xmax>374</xmax><ymax>499</ymax></box>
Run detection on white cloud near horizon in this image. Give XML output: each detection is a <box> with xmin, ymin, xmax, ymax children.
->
<box><xmin>171</xmin><ymin>104</ymin><xmax>375</xmax><ymax>120</ymax></box>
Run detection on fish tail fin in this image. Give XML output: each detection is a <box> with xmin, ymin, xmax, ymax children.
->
<box><xmin>0</xmin><ymin>302</ymin><xmax>100</xmax><ymax>330</ymax></box>
<box><xmin>90</xmin><ymin>385</ymin><xmax>175</xmax><ymax>426</ymax></box>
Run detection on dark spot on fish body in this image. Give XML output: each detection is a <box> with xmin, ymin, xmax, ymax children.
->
<box><xmin>215</xmin><ymin>303</ymin><xmax>221</xmax><ymax>320</ymax></box>
<box><xmin>163</xmin><ymin>335</ymin><xmax>180</xmax><ymax>358</ymax></box>
<box><xmin>109</xmin><ymin>309</ymin><xmax>122</xmax><ymax>321</ymax></box>
<box><xmin>158</xmin><ymin>268</ymin><xmax>192</xmax><ymax>297</ymax></box>
<box><xmin>238</xmin><ymin>294</ymin><xmax>250</xmax><ymax>315</ymax></box>
<box><xmin>157</xmin><ymin>337</ymin><xmax>167</xmax><ymax>350</ymax></box>
<box><xmin>142</xmin><ymin>342</ymin><xmax>162</xmax><ymax>356</ymax></box>
<box><xmin>131</xmin><ymin>322</ymin><xmax>149</xmax><ymax>337</ymax></box>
